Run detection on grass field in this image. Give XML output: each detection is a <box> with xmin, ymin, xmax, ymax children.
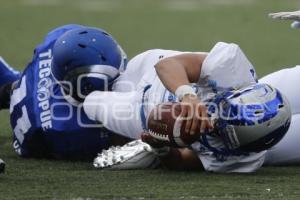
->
<box><xmin>1</xmin><ymin>0</ymin><xmax>300</xmax><ymax>199</ymax></box>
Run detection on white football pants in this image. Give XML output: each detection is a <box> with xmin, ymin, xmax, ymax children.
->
<box><xmin>260</xmin><ymin>66</ymin><xmax>300</xmax><ymax>165</ymax></box>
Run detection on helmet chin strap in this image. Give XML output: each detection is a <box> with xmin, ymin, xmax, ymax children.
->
<box><xmin>60</xmin><ymin>87</ymin><xmax>82</xmax><ymax>106</ymax></box>
<box><xmin>199</xmin><ymin>134</ymin><xmax>249</xmax><ymax>157</ymax></box>
<box><xmin>202</xmin><ymin>89</ymin><xmax>249</xmax><ymax>156</ymax></box>
<box><xmin>50</xmin><ymin>71</ymin><xmax>82</xmax><ymax>106</ymax></box>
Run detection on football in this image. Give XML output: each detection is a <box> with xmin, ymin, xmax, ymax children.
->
<box><xmin>147</xmin><ymin>102</ymin><xmax>201</xmax><ymax>147</ymax></box>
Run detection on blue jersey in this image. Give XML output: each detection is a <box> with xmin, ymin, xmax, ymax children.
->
<box><xmin>10</xmin><ymin>25</ymin><xmax>111</xmax><ymax>160</ymax></box>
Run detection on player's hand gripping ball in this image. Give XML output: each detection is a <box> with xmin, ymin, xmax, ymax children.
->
<box><xmin>147</xmin><ymin>103</ymin><xmax>201</xmax><ymax>147</ymax></box>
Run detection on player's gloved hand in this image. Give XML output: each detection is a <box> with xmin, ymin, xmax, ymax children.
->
<box><xmin>269</xmin><ymin>10</ymin><xmax>300</xmax><ymax>29</ymax></box>
<box><xmin>141</xmin><ymin>132</ymin><xmax>171</xmax><ymax>156</ymax></box>
<box><xmin>180</xmin><ymin>94</ymin><xmax>213</xmax><ymax>136</ymax></box>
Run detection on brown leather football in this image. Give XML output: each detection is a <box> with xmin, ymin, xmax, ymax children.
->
<box><xmin>147</xmin><ymin>102</ymin><xmax>201</xmax><ymax>147</ymax></box>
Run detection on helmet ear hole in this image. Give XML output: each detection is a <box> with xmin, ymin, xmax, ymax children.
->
<box><xmin>254</xmin><ymin>109</ymin><xmax>264</xmax><ymax>117</ymax></box>
<box><xmin>101</xmin><ymin>31</ymin><xmax>109</xmax><ymax>36</ymax></box>
<box><xmin>254</xmin><ymin>110</ymin><xmax>263</xmax><ymax>114</ymax></box>
<box><xmin>78</xmin><ymin>44</ymin><xmax>87</xmax><ymax>48</ymax></box>
<box><xmin>79</xmin><ymin>31</ymin><xmax>88</xmax><ymax>34</ymax></box>
<box><xmin>99</xmin><ymin>54</ymin><xmax>107</xmax><ymax>61</ymax></box>
<box><xmin>278</xmin><ymin>104</ymin><xmax>284</xmax><ymax>109</ymax></box>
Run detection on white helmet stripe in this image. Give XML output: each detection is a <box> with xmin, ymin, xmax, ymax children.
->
<box><xmin>81</xmin><ymin>64</ymin><xmax>120</xmax><ymax>78</ymax></box>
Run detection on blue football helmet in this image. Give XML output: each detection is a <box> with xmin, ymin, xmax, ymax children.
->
<box><xmin>51</xmin><ymin>26</ymin><xmax>127</xmax><ymax>102</ymax></box>
<box><xmin>202</xmin><ymin>83</ymin><xmax>291</xmax><ymax>154</ymax></box>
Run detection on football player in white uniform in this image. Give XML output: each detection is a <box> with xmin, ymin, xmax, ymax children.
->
<box><xmin>91</xmin><ymin>11</ymin><xmax>300</xmax><ymax>169</ymax></box>
<box><xmin>84</xmin><ymin>42</ymin><xmax>291</xmax><ymax>173</ymax></box>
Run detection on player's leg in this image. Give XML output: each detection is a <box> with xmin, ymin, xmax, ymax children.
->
<box><xmin>0</xmin><ymin>57</ymin><xmax>21</xmax><ymax>109</ymax></box>
<box><xmin>260</xmin><ymin>66</ymin><xmax>300</xmax><ymax>165</ymax></box>
<box><xmin>264</xmin><ymin>113</ymin><xmax>300</xmax><ymax>165</ymax></box>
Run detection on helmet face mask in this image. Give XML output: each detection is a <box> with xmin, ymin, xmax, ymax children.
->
<box><xmin>51</xmin><ymin>26</ymin><xmax>127</xmax><ymax>102</ymax></box>
<box><xmin>206</xmin><ymin>83</ymin><xmax>292</xmax><ymax>154</ymax></box>
<box><xmin>61</xmin><ymin>73</ymin><xmax>113</xmax><ymax>102</ymax></box>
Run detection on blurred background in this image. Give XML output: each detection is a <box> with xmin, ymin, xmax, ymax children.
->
<box><xmin>0</xmin><ymin>0</ymin><xmax>299</xmax><ymax>76</ymax></box>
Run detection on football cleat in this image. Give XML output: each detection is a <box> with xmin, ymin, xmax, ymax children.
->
<box><xmin>93</xmin><ymin>140</ymin><xmax>160</xmax><ymax>170</ymax></box>
<box><xmin>0</xmin><ymin>57</ymin><xmax>21</xmax><ymax>86</ymax></box>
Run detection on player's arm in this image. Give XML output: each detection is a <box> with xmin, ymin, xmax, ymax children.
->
<box><xmin>155</xmin><ymin>54</ymin><xmax>213</xmax><ymax>135</ymax></box>
<box><xmin>155</xmin><ymin>53</ymin><xmax>206</xmax><ymax>91</ymax></box>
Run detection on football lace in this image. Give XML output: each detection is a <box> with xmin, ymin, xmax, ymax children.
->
<box><xmin>148</xmin><ymin>129</ymin><xmax>169</xmax><ymax>142</ymax></box>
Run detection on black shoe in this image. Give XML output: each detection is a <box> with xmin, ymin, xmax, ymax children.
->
<box><xmin>0</xmin><ymin>159</ymin><xmax>5</xmax><ymax>173</ymax></box>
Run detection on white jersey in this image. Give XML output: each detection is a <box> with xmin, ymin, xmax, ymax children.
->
<box><xmin>260</xmin><ymin>66</ymin><xmax>300</xmax><ymax>165</ymax></box>
<box><xmin>84</xmin><ymin>42</ymin><xmax>266</xmax><ymax>173</ymax></box>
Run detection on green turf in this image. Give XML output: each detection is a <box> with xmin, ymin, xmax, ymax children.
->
<box><xmin>1</xmin><ymin>0</ymin><xmax>300</xmax><ymax>199</ymax></box>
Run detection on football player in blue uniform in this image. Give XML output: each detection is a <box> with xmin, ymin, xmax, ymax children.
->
<box><xmin>0</xmin><ymin>24</ymin><xmax>129</xmax><ymax>160</ymax></box>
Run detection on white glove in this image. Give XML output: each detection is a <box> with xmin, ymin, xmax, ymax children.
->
<box><xmin>93</xmin><ymin>140</ymin><xmax>160</xmax><ymax>170</ymax></box>
<box><xmin>269</xmin><ymin>10</ymin><xmax>300</xmax><ymax>21</ymax></box>
<box><xmin>269</xmin><ymin>10</ymin><xmax>300</xmax><ymax>29</ymax></box>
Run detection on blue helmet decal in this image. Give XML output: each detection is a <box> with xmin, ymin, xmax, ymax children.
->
<box><xmin>210</xmin><ymin>84</ymin><xmax>284</xmax><ymax>126</ymax></box>
<box><xmin>203</xmin><ymin>83</ymin><xmax>291</xmax><ymax>154</ymax></box>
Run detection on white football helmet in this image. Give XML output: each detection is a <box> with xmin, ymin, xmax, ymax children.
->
<box><xmin>203</xmin><ymin>83</ymin><xmax>291</xmax><ymax>154</ymax></box>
